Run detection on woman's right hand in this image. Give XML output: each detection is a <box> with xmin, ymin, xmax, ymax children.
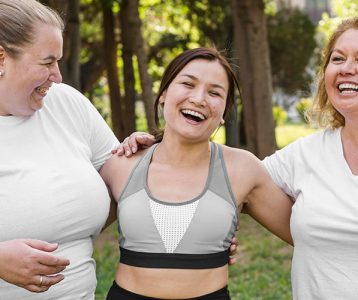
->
<box><xmin>0</xmin><ymin>239</ymin><xmax>70</xmax><ymax>293</ymax></box>
<box><xmin>114</xmin><ymin>132</ymin><xmax>156</xmax><ymax>157</ymax></box>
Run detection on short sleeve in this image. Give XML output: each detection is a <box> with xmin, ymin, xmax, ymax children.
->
<box><xmin>87</xmin><ymin>103</ymin><xmax>120</xmax><ymax>171</ymax></box>
<box><xmin>46</xmin><ymin>83</ymin><xmax>120</xmax><ymax>171</ymax></box>
<box><xmin>262</xmin><ymin>145</ymin><xmax>296</xmax><ymax>199</ymax></box>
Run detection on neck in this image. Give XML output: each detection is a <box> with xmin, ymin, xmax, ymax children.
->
<box><xmin>154</xmin><ymin>137</ymin><xmax>211</xmax><ymax>167</ymax></box>
<box><xmin>341</xmin><ymin>121</ymin><xmax>358</xmax><ymax>145</ymax></box>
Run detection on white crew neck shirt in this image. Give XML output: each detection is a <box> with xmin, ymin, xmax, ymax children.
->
<box><xmin>264</xmin><ymin>128</ymin><xmax>358</xmax><ymax>300</ymax></box>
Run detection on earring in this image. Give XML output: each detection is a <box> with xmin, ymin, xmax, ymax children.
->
<box><xmin>220</xmin><ymin>119</ymin><xmax>225</xmax><ymax>125</ymax></box>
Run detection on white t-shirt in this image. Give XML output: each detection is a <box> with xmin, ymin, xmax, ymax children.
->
<box><xmin>264</xmin><ymin>128</ymin><xmax>358</xmax><ymax>300</ymax></box>
<box><xmin>0</xmin><ymin>83</ymin><xmax>119</xmax><ymax>299</ymax></box>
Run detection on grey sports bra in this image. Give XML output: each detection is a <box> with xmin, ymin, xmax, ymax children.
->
<box><xmin>117</xmin><ymin>142</ymin><xmax>238</xmax><ymax>269</ymax></box>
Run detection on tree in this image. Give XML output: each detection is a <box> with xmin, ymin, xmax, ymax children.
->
<box><xmin>267</xmin><ymin>8</ymin><xmax>316</xmax><ymax>97</ymax></box>
<box><xmin>129</xmin><ymin>0</ymin><xmax>156</xmax><ymax>132</ymax></box>
<box><xmin>102</xmin><ymin>0</ymin><xmax>125</xmax><ymax>140</ymax></box>
<box><xmin>231</xmin><ymin>0</ymin><xmax>276</xmax><ymax>158</ymax></box>
<box><xmin>119</xmin><ymin>0</ymin><xmax>137</xmax><ymax>137</ymax></box>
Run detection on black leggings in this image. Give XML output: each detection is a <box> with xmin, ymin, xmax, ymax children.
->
<box><xmin>106</xmin><ymin>281</ymin><xmax>231</xmax><ymax>300</ymax></box>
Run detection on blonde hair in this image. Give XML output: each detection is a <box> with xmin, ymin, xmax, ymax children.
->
<box><xmin>306</xmin><ymin>17</ymin><xmax>358</xmax><ymax>128</ymax></box>
<box><xmin>0</xmin><ymin>0</ymin><xmax>64</xmax><ymax>58</ymax></box>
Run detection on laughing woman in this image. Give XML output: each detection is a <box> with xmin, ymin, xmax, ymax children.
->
<box><xmin>100</xmin><ymin>47</ymin><xmax>293</xmax><ymax>300</ymax></box>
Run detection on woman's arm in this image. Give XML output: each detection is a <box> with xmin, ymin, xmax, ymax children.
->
<box><xmin>244</xmin><ymin>161</ymin><xmax>293</xmax><ymax>245</ymax></box>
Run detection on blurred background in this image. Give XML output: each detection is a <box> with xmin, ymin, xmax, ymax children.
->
<box><xmin>40</xmin><ymin>0</ymin><xmax>357</xmax><ymax>298</ymax></box>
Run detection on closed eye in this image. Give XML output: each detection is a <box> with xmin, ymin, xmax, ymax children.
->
<box><xmin>182</xmin><ymin>82</ymin><xmax>194</xmax><ymax>87</ymax></box>
<box><xmin>330</xmin><ymin>54</ymin><xmax>345</xmax><ymax>63</ymax></box>
<box><xmin>209</xmin><ymin>90</ymin><xmax>225</xmax><ymax>99</ymax></box>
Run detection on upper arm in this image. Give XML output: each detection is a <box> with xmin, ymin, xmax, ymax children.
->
<box><xmin>244</xmin><ymin>161</ymin><xmax>293</xmax><ymax>245</ymax></box>
<box><xmin>99</xmin><ymin>152</ymin><xmax>144</xmax><ymax>201</ymax></box>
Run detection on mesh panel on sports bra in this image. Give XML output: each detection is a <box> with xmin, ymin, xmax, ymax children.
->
<box><xmin>149</xmin><ymin>199</ymin><xmax>199</xmax><ymax>253</ymax></box>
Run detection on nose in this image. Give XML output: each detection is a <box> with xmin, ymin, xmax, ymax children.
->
<box><xmin>49</xmin><ymin>63</ymin><xmax>63</xmax><ymax>83</ymax></box>
<box><xmin>340</xmin><ymin>58</ymin><xmax>358</xmax><ymax>75</ymax></box>
<box><xmin>189</xmin><ymin>87</ymin><xmax>206</xmax><ymax>106</ymax></box>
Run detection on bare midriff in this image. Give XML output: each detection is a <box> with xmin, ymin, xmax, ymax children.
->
<box><xmin>115</xmin><ymin>263</ymin><xmax>228</xmax><ymax>298</ymax></box>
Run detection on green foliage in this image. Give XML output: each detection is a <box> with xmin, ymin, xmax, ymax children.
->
<box><xmin>267</xmin><ymin>8</ymin><xmax>317</xmax><ymax>96</ymax></box>
<box><xmin>140</xmin><ymin>0</ymin><xmax>232</xmax><ymax>89</ymax></box>
<box><xmin>273</xmin><ymin>106</ymin><xmax>288</xmax><ymax>126</ymax></box>
<box><xmin>295</xmin><ymin>97</ymin><xmax>313</xmax><ymax>123</ymax></box>
<box><xmin>317</xmin><ymin>0</ymin><xmax>358</xmax><ymax>46</ymax></box>
<box><xmin>331</xmin><ymin>0</ymin><xmax>358</xmax><ymax>19</ymax></box>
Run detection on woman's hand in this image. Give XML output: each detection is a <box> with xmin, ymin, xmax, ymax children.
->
<box><xmin>114</xmin><ymin>132</ymin><xmax>156</xmax><ymax>157</ymax></box>
<box><xmin>0</xmin><ymin>239</ymin><xmax>70</xmax><ymax>293</ymax></box>
<box><xmin>228</xmin><ymin>236</ymin><xmax>238</xmax><ymax>265</ymax></box>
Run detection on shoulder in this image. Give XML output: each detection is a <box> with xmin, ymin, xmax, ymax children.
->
<box><xmin>280</xmin><ymin>129</ymin><xmax>327</xmax><ymax>152</ymax></box>
<box><xmin>100</xmin><ymin>148</ymin><xmax>148</xmax><ymax>183</ymax></box>
<box><xmin>264</xmin><ymin>128</ymin><xmax>332</xmax><ymax>165</ymax></box>
<box><xmin>220</xmin><ymin>144</ymin><xmax>261</xmax><ymax>170</ymax></box>
<box><xmin>100</xmin><ymin>148</ymin><xmax>149</xmax><ymax>200</ymax></box>
<box><xmin>220</xmin><ymin>144</ymin><xmax>266</xmax><ymax>190</ymax></box>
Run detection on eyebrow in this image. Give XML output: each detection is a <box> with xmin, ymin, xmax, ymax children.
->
<box><xmin>43</xmin><ymin>55</ymin><xmax>62</xmax><ymax>61</ymax></box>
<box><xmin>179</xmin><ymin>74</ymin><xmax>226</xmax><ymax>91</ymax></box>
<box><xmin>332</xmin><ymin>48</ymin><xmax>358</xmax><ymax>55</ymax></box>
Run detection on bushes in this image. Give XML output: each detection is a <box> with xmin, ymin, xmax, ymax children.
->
<box><xmin>273</xmin><ymin>106</ymin><xmax>288</xmax><ymax>126</ymax></box>
<box><xmin>295</xmin><ymin>97</ymin><xmax>313</xmax><ymax>123</ymax></box>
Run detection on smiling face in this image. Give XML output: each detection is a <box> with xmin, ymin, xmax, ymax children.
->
<box><xmin>160</xmin><ymin>59</ymin><xmax>229</xmax><ymax>142</ymax></box>
<box><xmin>324</xmin><ymin>28</ymin><xmax>358</xmax><ymax>121</ymax></box>
<box><xmin>0</xmin><ymin>23</ymin><xmax>63</xmax><ymax>116</ymax></box>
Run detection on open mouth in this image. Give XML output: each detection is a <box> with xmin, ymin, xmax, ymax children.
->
<box><xmin>181</xmin><ymin>109</ymin><xmax>206</xmax><ymax>122</ymax></box>
<box><xmin>338</xmin><ymin>83</ymin><xmax>358</xmax><ymax>94</ymax></box>
<box><xmin>35</xmin><ymin>86</ymin><xmax>50</xmax><ymax>96</ymax></box>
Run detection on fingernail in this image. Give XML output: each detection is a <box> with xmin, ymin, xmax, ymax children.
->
<box><xmin>131</xmin><ymin>147</ymin><xmax>136</xmax><ymax>152</ymax></box>
<box><xmin>126</xmin><ymin>151</ymin><xmax>130</xmax><ymax>156</ymax></box>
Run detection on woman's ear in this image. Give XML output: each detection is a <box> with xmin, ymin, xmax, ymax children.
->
<box><xmin>0</xmin><ymin>47</ymin><xmax>6</xmax><ymax>77</ymax></box>
<box><xmin>220</xmin><ymin>119</ymin><xmax>225</xmax><ymax>125</ymax></box>
<box><xmin>159</xmin><ymin>91</ymin><xmax>167</xmax><ymax>106</ymax></box>
<box><xmin>0</xmin><ymin>46</ymin><xmax>5</xmax><ymax>67</ymax></box>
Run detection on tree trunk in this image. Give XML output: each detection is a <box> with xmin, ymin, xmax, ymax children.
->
<box><xmin>225</xmin><ymin>101</ymin><xmax>239</xmax><ymax>147</ymax></box>
<box><xmin>128</xmin><ymin>0</ymin><xmax>156</xmax><ymax>133</ymax></box>
<box><xmin>119</xmin><ymin>0</ymin><xmax>137</xmax><ymax>137</ymax></box>
<box><xmin>231</xmin><ymin>0</ymin><xmax>276</xmax><ymax>159</ymax></box>
<box><xmin>102</xmin><ymin>1</ymin><xmax>125</xmax><ymax>140</ymax></box>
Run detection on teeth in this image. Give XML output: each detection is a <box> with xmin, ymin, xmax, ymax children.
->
<box><xmin>338</xmin><ymin>83</ymin><xmax>358</xmax><ymax>91</ymax></box>
<box><xmin>181</xmin><ymin>109</ymin><xmax>206</xmax><ymax>120</ymax></box>
<box><xmin>35</xmin><ymin>87</ymin><xmax>49</xmax><ymax>94</ymax></box>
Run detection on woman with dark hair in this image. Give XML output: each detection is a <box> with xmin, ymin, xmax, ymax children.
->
<box><xmin>118</xmin><ymin>17</ymin><xmax>358</xmax><ymax>299</ymax></box>
<box><xmin>101</xmin><ymin>47</ymin><xmax>292</xmax><ymax>299</ymax></box>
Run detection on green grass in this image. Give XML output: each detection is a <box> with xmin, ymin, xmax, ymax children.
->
<box><xmin>93</xmin><ymin>122</ymin><xmax>316</xmax><ymax>299</ymax></box>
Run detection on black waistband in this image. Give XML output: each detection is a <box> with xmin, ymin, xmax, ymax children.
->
<box><xmin>120</xmin><ymin>247</ymin><xmax>229</xmax><ymax>269</ymax></box>
<box><xmin>107</xmin><ymin>281</ymin><xmax>231</xmax><ymax>299</ymax></box>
